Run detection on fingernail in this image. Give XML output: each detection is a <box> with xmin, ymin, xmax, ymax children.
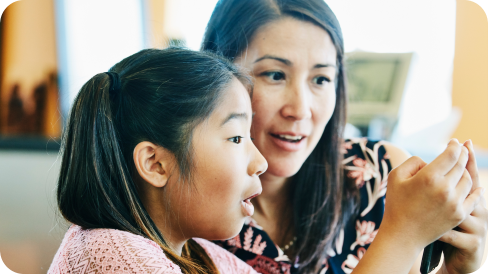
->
<box><xmin>481</xmin><ymin>187</ymin><xmax>485</xmax><ymax>195</ymax></box>
<box><xmin>449</xmin><ymin>138</ymin><xmax>459</xmax><ymax>145</ymax></box>
<box><xmin>469</xmin><ymin>139</ymin><xmax>474</xmax><ymax>150</ymax></box>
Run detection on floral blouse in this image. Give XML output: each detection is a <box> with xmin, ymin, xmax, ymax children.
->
<box><xmin>213</xmin><ymin>138</ymin><xmax>392</xmax><ymax>274</ymax></box>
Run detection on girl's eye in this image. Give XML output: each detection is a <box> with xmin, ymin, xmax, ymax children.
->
<box><xmin>229</xmin><ymin>136</ymin><xmax>243</xmax><ymax>144</ymax></box>
<box><xmin>312</xmin><ymin>76</ymin><xmax>331</xmax><ymax>85</ymax></box>
<box><xmin>262</xmin><ymin>71</ymin><xmax>285</xmax><ymax>81</ymax></box>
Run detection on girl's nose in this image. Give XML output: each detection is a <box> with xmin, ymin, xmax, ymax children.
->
<box><xmin>249</xmin><ymin>143</ymin><xmax>268</xmax><ymax>176</ymax></box>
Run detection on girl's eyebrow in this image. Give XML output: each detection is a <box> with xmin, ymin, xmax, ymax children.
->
<box><xmin>220</xmin><ymin>112</ymin><xmax>248</xmax><ymax>127</ymax></box>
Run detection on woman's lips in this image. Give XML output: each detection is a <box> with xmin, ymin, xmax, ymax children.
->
<box><xmin>269</xmin><ymin>132</ymin><xmax>307</xmax><ymax>152</ymax></box>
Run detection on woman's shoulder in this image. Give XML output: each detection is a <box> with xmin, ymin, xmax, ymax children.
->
<box><xmin>193</xmin><ymin>238</ymin><xmax>259</xmax><ymax>274</ymax></box>
<box><xmin>342</xmin><ymin>138</ymin><xmax>409</xmax><ymax>169</ymax></box>
<box><xmin>342</xmin><ymin>138</ymin><xmax>392</xmax><ymax>180</ymax></box>
<box><xmin>48</xmin><ymin>225</ymin><xmax>182</xmax><ymax>274</ymax></box>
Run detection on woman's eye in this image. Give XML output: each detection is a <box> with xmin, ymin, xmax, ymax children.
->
<box><xmin>229</xmin><ymin>136</ymin><xmax>243</xmax><ymax>144</ymax></box>
<box><xmin>312</xmin><ymin>76</ymin><xmax>331</xmax><ymax>85</ymax></box>
<box><xmin>262</xmin><ymin>71</ymin><xmax>285</xmax><ymax>81</ymax></box>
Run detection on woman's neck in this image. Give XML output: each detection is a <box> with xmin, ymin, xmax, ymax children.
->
<box><xmin>252</xmin><ymin>173</ymin><xmax>294</xmax><ymax>236</ymax></box>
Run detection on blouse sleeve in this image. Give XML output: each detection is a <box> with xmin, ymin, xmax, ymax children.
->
<box><xmin>193</xmin><ymin>238</ymin><xmax>260</xmax><ymax>274</ymax></box>
<box><xmin>48</xmin><ymin>225</ymin><xmax>182</xmax><ymax>274</ymax></box>
<box><xmin>325</xmin><ymin>138</ymin><xmax>392</xmax><ymax>274</ymax></box>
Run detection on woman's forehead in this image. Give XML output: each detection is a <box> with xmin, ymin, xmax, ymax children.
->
<box><xmin>246</xmin><ymin>17</ymin><xmax>337</xmax><ymax>65</ymax></box>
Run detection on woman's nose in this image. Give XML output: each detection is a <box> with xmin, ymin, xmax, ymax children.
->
<box><xmin>248</xmin><ymin>143</ymin><xmax>268</xmax><ymax>177</ymax></box>
<box><xmin>280</xmin><ymin>82</ymin><xmax>312</xmax><ymax>121</ymax></box>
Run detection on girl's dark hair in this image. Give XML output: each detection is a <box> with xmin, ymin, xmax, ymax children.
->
<box><xmin>202</xmin><ymin>0</ymin><xmax>358</xmax><ymax>272</ymax></box>
<box><xmin>57</xmin><ymin>47</ymin><xmax>251</xmax><ymax>274</ymax></box>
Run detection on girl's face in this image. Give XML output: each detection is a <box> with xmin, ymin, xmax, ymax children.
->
<box><xmin>166</xmin><ymin>78</ymin><xmax>267</xmax><ymax>240</ymax></box>
<box><xmin>235</xmin><ymin>17</ymin><xmax>338</xmax><ymax>179</ymax></box>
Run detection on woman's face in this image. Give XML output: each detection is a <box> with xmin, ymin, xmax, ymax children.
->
<box><xmin>166</xmin><ymin>78</ymin><xmax>267</xmax><ymax>240</ymax></box>
<box><xmin>235</xmin><ymin>17</ymin><xmax>338</xmax><ymax>178</ymax></box>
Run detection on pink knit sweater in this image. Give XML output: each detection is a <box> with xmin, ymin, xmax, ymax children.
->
<box><xmin>48</xmin><ymin>225</ymin><xmax>258</xmax><ymax>274</ymax></box>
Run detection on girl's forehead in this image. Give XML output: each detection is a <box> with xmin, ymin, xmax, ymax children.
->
<box><xmin>210</xmin><ymin>79</ymin><xmax>252</xmax><ymax>125</ymax></box>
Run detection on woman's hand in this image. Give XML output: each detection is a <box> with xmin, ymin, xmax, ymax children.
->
<box><xmin>438</xmin><ymin>140</ymin><xmax>488</xmax><ymax>274</ymax></box>
<box><xmin>381</xmin><ymin>139</ymin><xmax>485</xmax><ymax>250</ymax></box>
<box><xmin>352</xmin><ymin>139</ymin><xmax>485</xmax><ymax>274</ymax></box>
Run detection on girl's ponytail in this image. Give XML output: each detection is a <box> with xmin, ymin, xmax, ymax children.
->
<box><xmin>57</xmin><ymin>59</ymin><xmax>228</xmax><ymax>273</ymax></box>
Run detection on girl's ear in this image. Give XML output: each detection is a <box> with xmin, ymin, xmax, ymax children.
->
<box><xmin>133</xmin><ymin>141</ymin><xmax>175</xmax><ymax>188</ymax></box>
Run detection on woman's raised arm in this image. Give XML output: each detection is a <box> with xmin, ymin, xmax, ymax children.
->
<box><xmin>352</xmin><ymin>139</ymin><xmax>485</xmax><ymax>274</ymax></box>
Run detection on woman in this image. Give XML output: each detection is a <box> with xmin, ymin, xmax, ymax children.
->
<box><xmin>49</xmin><ymin>48</ymin><xmax>266</xmax><ymax>274</ymax></box>
<box><xmin>201</xmin><ymin>0</ymin><xmax>488</xmax><ymax>273</ymax></box>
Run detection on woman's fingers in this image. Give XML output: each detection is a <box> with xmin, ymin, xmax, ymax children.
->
<box><xmin>463</xmin><ymin>187</ymin><xmax>485</xmax><ymax>219</ymax></box>
<box><xmin>457</xmin><ymin>215</ymin><xmax>481</xmax><ymax>234</ymax></box>
<box><xmin>446</xmin><ymin>146</ymin><xmax>470</xmax><ymax>187</ymax></box>
<box><xmin>471</xmin><ymin>198</ymin><xmax>488</xmax><ymax>216</ymax></box>
<box><xmin>455</xmin><ymin>169</ymin><xmax>474</xmax><ymax>202</ymax></box>
<box><xmin>425</xmin><ymin>139</ymin><xmax>463</xmax><ymax>176</ymax></box>
<box><xmin>464</xmin><ymin>140</ymin><xmax>480</xmax><ymax>191</ymax></box>
<box><xmin>438</xmin><ymin>229</ymin><xmax>479</xmax><ymax>251</ymax></box>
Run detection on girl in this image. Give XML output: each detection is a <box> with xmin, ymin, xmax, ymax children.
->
<box><xmin>202</xmin><ymin>0</ymin><xmax>488</xmax><ymax>273</ymax></box>
<box><xmin>49</xmin><ymin>48</ymin><xmax>267</xmax><ymax>274</ymax></box>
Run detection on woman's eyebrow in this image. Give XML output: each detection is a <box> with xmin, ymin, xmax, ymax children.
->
<box><xmin>220</xmin><ymin>112</ymin><xmax>248</xmax><ymax>127</ymax></box>
<box><xmin>313</xmin><ymin>63</ymin><xmax>336</xmax><ymax>69</ymax></box>
<box><xmin>254</xmin><ymin>55</ymin><xmax>336</xmax><ymax>69</ymax></box>
<box><xmin>254</xmin><ymin>55</ymin><xmax>292</xmax><ymax>66</ymax></box>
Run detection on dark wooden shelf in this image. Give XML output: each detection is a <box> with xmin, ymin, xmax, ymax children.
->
<box><xmin>0</xmin><ymin>136</ymin><xmax>61</xmax><ymax>151</ymax></box>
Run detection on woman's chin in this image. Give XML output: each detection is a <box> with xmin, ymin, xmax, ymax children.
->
<box><xmin>264</xmin><ymin>162</ymin><xmax>303</xmax><ymax>179</ymax></box>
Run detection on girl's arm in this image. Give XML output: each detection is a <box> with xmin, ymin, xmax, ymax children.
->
<box><xmin>351</xmin><ymin>140</ymin><xmax>484</xmax><ymax>274</ymax></box>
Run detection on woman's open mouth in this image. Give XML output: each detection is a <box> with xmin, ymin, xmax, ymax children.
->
<box><xmin>269</xmin><ymin>132</ymin><xmax>307</xmax><ymax>151</ymax></box>
<box><xmin>271</xmin><ymin>133</ymin><xmax>304</xmax><ymax>142</ymax></box>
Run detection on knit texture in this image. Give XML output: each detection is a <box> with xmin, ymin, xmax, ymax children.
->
<box><xmin>49</xmin><ymin>225</ymin><xmax>258</xmax><ymax>274</ymax></box>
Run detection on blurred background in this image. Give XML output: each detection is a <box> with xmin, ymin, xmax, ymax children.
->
<box><xmin>0</xmin><ymin>0</ymin><xmax>487</xmax><ymax>273</ymax></box>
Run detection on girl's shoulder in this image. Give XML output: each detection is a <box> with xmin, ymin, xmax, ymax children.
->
<box><xmin>48</xmin><ymin>224</ymin><xmax>182</xmax><ymax>274</ymax></box>
<box><xmin>193</xmin><ymin>238</ymin><xmax>259</xmax><ymax>274</ymax></box>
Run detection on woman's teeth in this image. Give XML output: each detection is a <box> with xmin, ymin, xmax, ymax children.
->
<box><xmin>278</xmin><ymin>134</ymin><xmax>303</xmax><ymax>142</ymax></box>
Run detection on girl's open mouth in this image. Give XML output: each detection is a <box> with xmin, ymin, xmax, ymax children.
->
<box><xmin>241</xmin><ymin>192</ymin><xmax>261</xmax><ymax>216</ymax></box>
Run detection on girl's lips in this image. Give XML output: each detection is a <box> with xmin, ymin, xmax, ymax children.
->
<box><xmin>241</xmin><ymin>200</ymin><xmax>254</xmax><ymax>216</ymax></box>
<box><xmin>269</xmin><ymin>133</ymin><xmax>307</xmax><ymax>152</ymax></box>
<box><xmin>241</xmin><ymin>189</ymin><xmax>261</xmax><ymax>217</ymax></box>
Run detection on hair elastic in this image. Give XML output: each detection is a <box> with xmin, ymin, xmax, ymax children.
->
<box><xmin>105</xmin><ymin>72</ymin><xmax>121</xmax><ymax>95</ymax></box>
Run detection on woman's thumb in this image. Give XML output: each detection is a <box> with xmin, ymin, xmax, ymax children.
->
<box><xmin>390</xmin><ymin>156</ymin><xmax>427</xmax><ymax>180</ymax></box>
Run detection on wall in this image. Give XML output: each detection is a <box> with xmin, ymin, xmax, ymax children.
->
<box><xmin>0</xmin><ymin>150</ymin><xmax>67</xmax><ymax>274</ymax></box>
<box><xmin>451</xmin><ymin>0</ymin><xmax>488</xmax><ymax>148</ymax></box>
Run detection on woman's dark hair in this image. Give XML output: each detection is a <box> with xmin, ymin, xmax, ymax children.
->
<box><xmin>57</xmin><ymin>47</ymin><xmax>251</xmax><ymax>274</ymax></box>
<box><xmin>202</xmin><ymin>0</ymin><xmax>357</xmax><ymax>272</ymax></box>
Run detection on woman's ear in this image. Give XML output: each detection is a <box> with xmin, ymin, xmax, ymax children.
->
<box><xmin>133</xmin><ymin>142</ymin><xmax>175</xmax><ymax>188</ymax></box>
